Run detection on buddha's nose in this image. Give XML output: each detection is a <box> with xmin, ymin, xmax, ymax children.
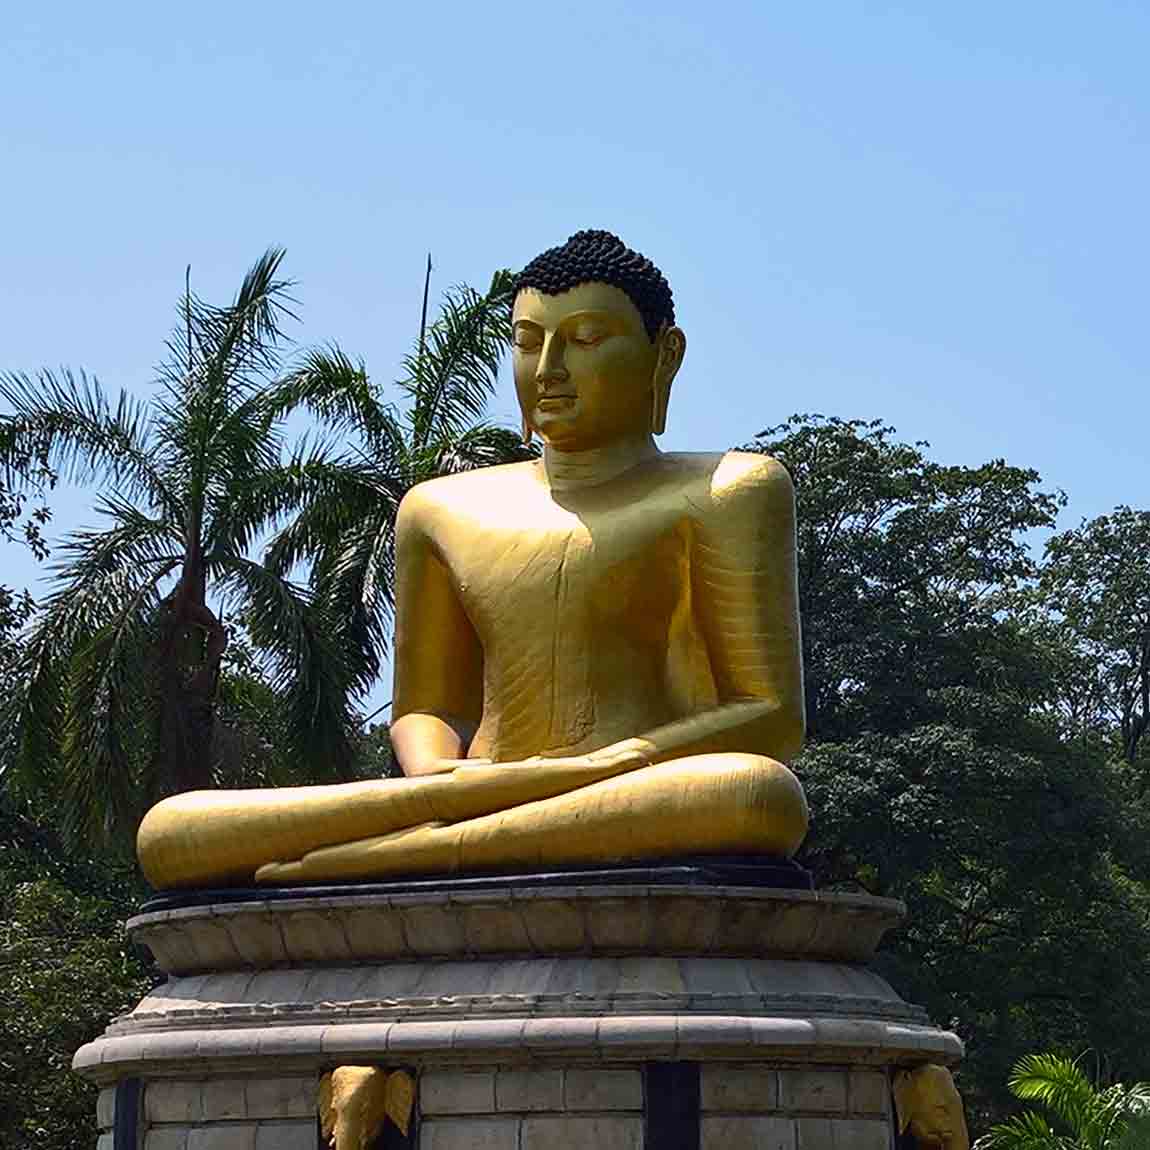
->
<box><xmin>536</xmin><ymin>333</ymin><xmax>569</xmax><ymax>386</ymax></box>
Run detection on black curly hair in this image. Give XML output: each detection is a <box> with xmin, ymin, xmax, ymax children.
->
<box><xmin>513</xmin><ymin>230</ymin><xmax>675</xmax><ymax>342</ymax></box>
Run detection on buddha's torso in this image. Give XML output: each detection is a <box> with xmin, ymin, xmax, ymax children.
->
<box><xmin>419</xmin><ymin>453</ymin><xmax>726</xmax><ymax>760</ymax></box>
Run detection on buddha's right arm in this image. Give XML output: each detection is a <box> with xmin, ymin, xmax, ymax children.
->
<box><xmin>390</xmin><ymin>490</ymin><xmax>485</xmax><ymax>777</ymax></box>
<box><xmin>390</xmin><ymin>713</ymin><xmax>483</xmax><ymax>777</ymax></box>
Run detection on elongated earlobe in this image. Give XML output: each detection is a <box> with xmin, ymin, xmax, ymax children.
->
<box><xmin>651</xmin><ymin>325</ymin><xmax>685</xmax><ymax>436</ymax></box>
<box><xmin>651</xmin><ymin>383</ymin><xmax>670</xmax><ymax>436</ymax></box>
<box><xmin>521</xmin><ymin>414</ymin><xmax>533</xmax><ymax>444</ymax></box>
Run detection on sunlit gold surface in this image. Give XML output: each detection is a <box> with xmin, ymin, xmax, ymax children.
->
<box><xmin>318</xmin><ymin>1066</ymin><xmax>414</xmax><ymax>1150</ymax></box>
<box><xmin>137</xmin><ymin>279</ymin><xmax>808</xmax><ymax>888</ymax></box>
<box><xmin>893</xmin><ymin>1064</ymin><xmax>971</xmax><ymax>1150</ymax></box>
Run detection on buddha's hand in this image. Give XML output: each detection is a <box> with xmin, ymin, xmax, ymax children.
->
<box><xmin>587</xmin><ymin>738</ymin><xmax>654</xmax><ymax>769</ymax></box>
<box><xmin>520</xmin><ymin>738</ymin><xmax>654</xmax><ymax>772</ymax></box>
<box><xmin>442</xmin><ymin>741</ymin><xmax>653</xmax><ymax>777</ymax></box>
<box><xmin>436</xmin><ymin>758</ymin><xmax>493</xmax><ymax>773</ymax></box>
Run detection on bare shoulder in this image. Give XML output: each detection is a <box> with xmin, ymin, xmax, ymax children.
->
<box><xmin>400</xmin><ymin>462</ymin><xmax>538</xmax><ymax>512</ymax></box>
<box><xmin>662</xmin><ymin>450</ymin><xmax>793</xmax><ymax>511</ymax></box>
<box><xmin>399</xmin><ymin>462</ymin><xmax>539</xmax><ymax>526</ymax></box>
<box><xmin>711</xmin><ymin>450</ymin><xmax>793</xmax><ymax>501</ymax></box>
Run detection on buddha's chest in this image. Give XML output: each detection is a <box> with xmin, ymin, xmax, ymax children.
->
<box><xmin>439</xmin><ymin>497</ymin><xmax>688</xmax><ymax>645</ymax></box>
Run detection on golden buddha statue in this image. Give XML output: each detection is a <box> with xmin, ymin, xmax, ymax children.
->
<box><xmin>138</xmin><ymin>230</ymin><xmax>809</xmax><ymax>888</ymax></box>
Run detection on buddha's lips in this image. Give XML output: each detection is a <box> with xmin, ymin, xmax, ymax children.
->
<box><xmin>537</xmin><ymin>394</ymin><xmax>576</xmax><ymax>405</ymax></box>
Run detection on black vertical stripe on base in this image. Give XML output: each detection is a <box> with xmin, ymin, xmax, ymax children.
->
<box><xmin>894</xmin><ymin>1119</ymin><xmax>915</xmax><ymax>1150</ymax></box>
<box><xmin>379</xmin><ymin>1110</ymin><xmax>417</xmax><ymax>1150</ymax></box>
<box><xmin>113</xmin><ymin>1078</ymin><xmax>141</xmax><ymax>1150</ymax></box>
<box><xmin>644</xmin><ymin>1062</ymin><xmax>700</xmax><ymax>1150</ymax></box>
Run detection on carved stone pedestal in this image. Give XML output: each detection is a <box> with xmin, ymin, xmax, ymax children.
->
<box><xmin>75</xmin><ymin>877</ymin><xmax>961</xmax><ymax>1148</ymax></box>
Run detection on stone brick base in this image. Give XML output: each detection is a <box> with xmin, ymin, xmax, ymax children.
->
<box><xmin>94</xmin><ymin>1077</ymin><xmax>317</xmax><ymax>1150</ymax></box>
<box><xmin>76</xmin><ymin>884</ymin><xmax>958</xmax><ymax>1148</ymax></box>
<box><xmin>94</xmin><ymin>1062</ymin><xmax>894</xmax><ymax>1148</ymax></box>
<box><xmin>416</xmin><ymin>1064</ymin><xmax>892</xmax><ymax>1149</ymax></box>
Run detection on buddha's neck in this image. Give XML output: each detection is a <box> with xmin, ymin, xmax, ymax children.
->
<box><xmin>542</xmin><ymin>434</ymin><xmax>659</xmax><ymax>491</ymax></box>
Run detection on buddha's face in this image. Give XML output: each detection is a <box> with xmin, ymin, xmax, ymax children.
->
<box><xmin>512</xmin><ymin>282</ymin><xmax>684</xmax><ymax>451</ymax></box>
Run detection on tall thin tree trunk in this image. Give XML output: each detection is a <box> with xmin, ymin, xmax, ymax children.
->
<box><xmin>151</xmin><ymin>569</ymin><xmax>227</xmax><ymax>796</ymax></box>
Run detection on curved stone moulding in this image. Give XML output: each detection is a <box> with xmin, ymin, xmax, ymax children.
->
<box><xmin>76</xmin><ymin>1015</ymin><xmax>962</xmax><ymax>1085</ymax></box>
<box><xmin>75</xmin><ymin>883</ymin><xmax>963</xmax><ymax>1087</ymax></box>
<box><xmin>127</xmin><ymin>885</ymin><xmax>907</xmax><ymax>974</ymax></box>
<box><xmin>122</xmin><ymin>956</ymin><xmax>920</xmax><ymax>1027</ymax></box>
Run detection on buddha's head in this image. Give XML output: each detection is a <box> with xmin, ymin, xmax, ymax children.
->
<box><xmin>512</xmin><ymin>230</ymin><xmax>686</xmax><ymax>451</ymax></box>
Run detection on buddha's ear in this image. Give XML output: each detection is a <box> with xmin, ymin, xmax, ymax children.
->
<box><xmin>651</xmin><ymin>325</ymin><xmax>686</xmax><ymax>436</ymax></box>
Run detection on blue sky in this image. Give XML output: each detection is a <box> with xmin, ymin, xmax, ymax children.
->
<box><xmin>3</xmin><ymin>2</ymin><xmax>1147</xmax><ymax>708</ymax></box>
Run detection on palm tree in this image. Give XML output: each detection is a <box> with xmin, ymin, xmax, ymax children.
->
<box><xmin>0</xmin><ymin>250</ymin><xmax>358</xmax><ymax>842</ymax></box>
<box><xmin>260</xmin><ymin>260</ymin><xmax>537</xmax><ymax>699</ymax></box>
<box><xmin>977</xmin><ymin>1054</ymin><xmax>1150</xmax><ymax>1150</ymax></box>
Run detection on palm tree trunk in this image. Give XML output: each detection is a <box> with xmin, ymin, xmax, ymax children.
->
<box><xmin>152</xmin><ymin>563</ymin><xmax>227</xmax><ymax>795</ymax></box>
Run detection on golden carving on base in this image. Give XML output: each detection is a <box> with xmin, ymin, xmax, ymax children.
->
<box><xmin>319</xmin><ymin>1066</ymin><xmax>415</xmax><ymax>1150</ymax></box>
<box><xmin>893</xmin><ymin>1064</ymin><xmax>970</xmax><ymax>1150</ymax></box>
<box><xmin>137</xmin><ymin>230</ymin><xmax>809</xmax><ymax>888</ymax></box>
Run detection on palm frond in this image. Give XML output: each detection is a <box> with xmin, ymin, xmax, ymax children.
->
<box><xmin>3</xmin><ymin>553</ymin><xmax>177</xmax><ymax>821</ymax></box>
<box><xmin>260</xmin><ymin>346</ymin><xmax>400</xmax><ymax>452</ymax></box>
<box><xmin>432</xmin><ymin>422</ymin><xmax>537</xmax><ymax>475</ymax></box>
<box><xmin>12</xmin><ymin>504</ymin><xmax>180</xmax><ymax>713</ymax></box>
<box><xmin>203</xmin><ymin>440</ymin><xmax>344</xmax><ymax>564</ymax></box>
<box><xmin>308</xmin><ymin>510</ymin><xmax>396</xmax><ymax>692</ymax></box>
<box><xmin>1090</xmin><ymin>1086</ymin><xmax>1150</xmax><ymax>1150</ymax></box>
<box><xmin>160</xmin><ymin>247</ymin><xmax>296</xmax><ymax>391</ymax></box>
<box><xmin>262</xmin><ymin>458</ymin><xmax>405</xmax><ymax>578</ymax></box>
<box><xmin>975</xmin><ymin>1110</ymin><xmax>1076</xmax><ymax>1150</ymax></box>
<box><xmin>196</xmin><ymin>423</ymin><xmax>298</xmax><ymax>563</ymax></box>
<box><xmin>401</xmin><ymin>269</ymin><xmax>515</xmax><ymax>450</ymax></box>
<box><xmin>1010</xmin><ymin>1054</ymin><xmax>1100</xmax><ymax>1137</ymax></box>
<box><xmin>218</xmin><ymin>558</ymin><xmax>358</xmax><ymax>780</ymax></box>
<box><xmin>56</xmin><ymin>494</ymin><xmax>183</xmax><ymax>581</ymax></box>
<box><xmin>155</xmin><ymin>249</ymin><xmax>296</xmax><ymax>537</ymax></box>
<box><xmin>0</xmin><ymin>637</ymin><xmax>66</xmax><ymax>800</ymax></box>
<box><xmin>227</xmin><ymin>246</ymin><xmax>297</xmax><ymax>348</ymax></box>
<box><xmin>260</xmin><ymin>447</ymin><xmax>407</xmax><ymax>687</ymax></box>
<box><xmin>0</xmin><ymin>368</ymin><xmax>177</xmax><ymax>516</ymax></box>
<box><xmin>59</xmin><ymin>570</ymin><xmax>169</xmax><ymax>842</ymax></box>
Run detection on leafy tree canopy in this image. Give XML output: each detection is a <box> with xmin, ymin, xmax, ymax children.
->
<box><xmin>0</xmin><ymin>251</ymin><xmax>369</xmax><ymax>844</ymax></box>
<box><xmin>747</xmin><ymin>415</ymin><xmax>1150</xmax><ymax>1124</ymax></box>
<box><xmin>1038</xmin><ymin>508</ymin><xmax>1150</xmax><ymax>767</ymax></box>
<box><xmin>0</xmin><ymin>793</ymin><xmax>154</xmax><ymax>1150</ymax></box>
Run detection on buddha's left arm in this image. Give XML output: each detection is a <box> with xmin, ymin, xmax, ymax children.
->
<box><xmin>594</xmin><ymin>452</ymin><xmax>804</xmax><ymax>767</ymax></box>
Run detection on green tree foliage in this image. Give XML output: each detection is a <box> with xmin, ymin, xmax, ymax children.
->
<box><xmin>0</xmin><ymin>796</ymin><xmax>155</xmax><ymax>1150</ymax></box>
<box><xmin>0</xmin><ymin>251</ymin><xmax>362</xmax><ymax>844</ymax></box>
<box><xmin>747</xmin><ymin>416</ymin><xmax>1150</xmax><ymax>1127</ymax></box>
<box><xmin>751</xmin><ymin>415</ymin><xmax>1064</xmax><ymax>741</ymax></box>
<box><xmin>1038</xmin><ymin>508</ymin><xmax>1150</xmax><ymax>767</ymax></box>
<box><xmin>0</xmin><ymin>446</ymin><xmax>50</xmax><ymax>714</ymax></box>
<box><xmin>976</xmin><ymin>1053</ymin><xmax>1150</xmax><ymax>1150</ymax></box>
<box><xmin>0</xmin><ymin>431</ymin><xmax>52</xmax><ymax>562</ymax></box>
<box><xmin>210</xmin><ymin>634</ymin><xmax>401</xmax><ymax>784</ymax></box>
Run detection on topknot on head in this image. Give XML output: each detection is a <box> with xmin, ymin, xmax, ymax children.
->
<box><xmin>514</xmin><ymin>230</ymin><xmax>675</xmax><ymax>342</ymax></box>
